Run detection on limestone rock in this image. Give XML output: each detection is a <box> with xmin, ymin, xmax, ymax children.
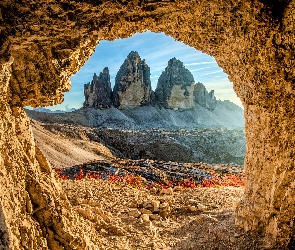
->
<box><xmin>129</xmin><ymin>209</ymin><xmax>141</xmax><ymax>218</ymax></box>
<box><xmin>1</xmin><ymin>0</ymin><xmax>295</xmax><ymax>248</ymax></box>
<box><xmin>76</xmin><ymin>205</ymin><xmax>94</xmax><ymax>221</ymax></box>
<box><xmin>83</xmin><ymin>67</ymin><xmax>112</xmax><ymax>109</ymax></box>
<box><xmin>107</xmin><ymin>224</ymin><xmax>125</xmax><ymax>236</ymax></box>
<box><xmin>159</xmin><ymin>202</ymin><xmax>171</xmax><ymax>218</ymax></box>
<box><xmin>159</xmin><ymin>187</ymin><xmax>173</xmax><ymax>195</ymax></box>
<box><xmin>140</xmin><ymin>208</ymin><xmax>152</xmax><ymax>214</ymax></box>
<box><xmin>194</xmin><ymin>82</ymin><xmax>217</xmax><ymax>111</ymax></box>
<box><xmin>141</xmin><ymin>214</ymin><xmax>150</xmax><ymax>222</ymax></box>
<box><xmin>187</xmin><ymin>205</ymin><xmax>197</xmax><ymax>212</ymax></box>
<box><xmin>143</xmin><ymin>202</ymin><xmax>154</xmax><ymax>211</ymax></box>
<box><xmin>151</xmin><ymin>200</ymin><xmax>160</xmax><ymax>211</ymax></box>
<box><xmin>93</xmin><ymin>207</ymin><xmax>112</xmax><ymax>223</ymax></box>
<box><xmin>155</xmin><ymin>58</ymin><xmax>195</xmax><ymax>110</ymax></box>
<box><xmin>186</xmin><ymin>201</ymin><xmax>207</xmax><ymax>212</ymax></box>
<box><xmin>197</xmin><ymin>203</ymin><xmax>207</xmax><ymax>212</ymax></box>
<box><xmin>113</xmin><ymin>51</ymin><xmax>152</xmax><ymax>109</ymax></box>
<box><xmin>149</xmin><ymin>214</ymin><xmax>161</xmax><ymax>221</ymax></box>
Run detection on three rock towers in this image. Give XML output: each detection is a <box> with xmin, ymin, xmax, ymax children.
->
<box><xmin>84</xmin><ymin>51</ymin><xmax>217</xmax><ymax>111</ymax></box>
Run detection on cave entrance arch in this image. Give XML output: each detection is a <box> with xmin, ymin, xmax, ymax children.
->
<box><xmin>1</xmin><ymin>0</ymin><xmax>295</xmax><ymax>248</ymax></box>
<box><xmin>28</xmin><ymin>31</ymin><xmax>245</xmax><ymax>166</ymax></box>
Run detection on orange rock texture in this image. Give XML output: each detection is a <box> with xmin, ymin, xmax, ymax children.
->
<box><xmin>0</xmin><ymin>0</ymin><xmax>295</xmax><ymax>248</ymax></box>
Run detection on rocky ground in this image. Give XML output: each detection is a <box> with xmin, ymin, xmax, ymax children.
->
<box><xmin>30</xmin><ymin>118</ymin><xmax>245</xmax><ymax>167</ymax></box>
<box><xmin>29</xmin><ymin>117</ymin><xmax>268</xmax><ymax>249</ymax></box>
<box><xmin>25</xmin><ymin>109</ymin><xmax>265</xmax><ymax>249</ymax></box>
<box><xmin>56</xmin><ymin>158</ymin><xmax>244</xmax><ymax>187</ymax></box>
<box><xmin>94</xmin><ymin>127</ymin><xmax>245</xmax><ymax>165</ymax></box>
<box><xmin>59</xmin><ymin>174</ymin><xmax>264</xmax><ymax>250</ymax></box>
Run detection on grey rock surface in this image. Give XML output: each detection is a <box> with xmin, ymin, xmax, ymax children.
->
<box><xmin>83</xmin><ymin>67</ymin><xmax>112</xmax><ymax>109</ymax></box>
<box><xmin>194</xmin><ymin>82</ymin><xmax>217</xmax><ymax>111</ymax></box>
<box><xmin>155</xmin><ymin>58</ymin><xmax>195</xmax><ymax>110</ymax></box>
<box><xmin>29</xmin><ymin>116</ymin><xmax>246</xmax><ymax>165</ymax></box>
<box><xmin>113</xmin><ymin>51</ymin><xmax>152</xmax><ymax>109</ymax></box>
<box><xmin>93</xmin><ymin>127</ymin><xmax>245</xmax><ymax>165</ymax></box>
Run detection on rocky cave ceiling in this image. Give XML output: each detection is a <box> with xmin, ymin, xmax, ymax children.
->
<box><xmin>0</xmin><ymin>0</ymin><xmax>295</xmax><ymax>248</ymax></box>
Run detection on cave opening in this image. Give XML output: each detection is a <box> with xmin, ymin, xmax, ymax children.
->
<box><xmin>2</xmin><ymin>0</ymin><xmax>295</xmax><ymax>248</ymax></box>
<box><xmin>28</xmin><ymin>31</ymin><xmax>242</xmax><ymax>112</ymax></box>
<box><xmin>24</xmin><ymin>34</ymin><xmax>247</xmax><ymax>249</ymax></box>
<box><xmin>26</xmin><ymin>31</ymin><xmax>245</xmax><ymax>167</ymax></box>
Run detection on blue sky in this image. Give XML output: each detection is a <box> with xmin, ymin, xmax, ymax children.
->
<box><xmin>48</xmin><ymin>31</ymin><xmax>242</xmax><ymax>111</ymax></box>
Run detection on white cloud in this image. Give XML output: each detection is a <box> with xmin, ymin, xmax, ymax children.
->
<box><xmin>150</xmin><ymin>75</ymin><xmax>159</xmax><ymax>79</ymax></box>
<box><xmin>200</xmin><ymin>70</ymin><xmax>223</xmax><ymax>76</ymax></box>
<box><xmin>190</xmin><ymin>67</ymin><xmax>213</xmax><ymax>72</ymax></box>
<box><xmin>185</xmin><ymin>62</ymin><xmax>216</xmax><ymax>66</ymax></box>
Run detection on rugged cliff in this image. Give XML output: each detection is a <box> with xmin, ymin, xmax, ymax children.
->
<box><xmin>113</xmin><ymin>51</ymin><xmax>152</xmax><ymax>109</ymax></box>
<box><xmin>84</xmin><ymin>55</ymin><xmax>219</xmax><ymax>112</ymax></box>
<box><xmin>194</xmin><ymin>82</ymin><xmax>217</xmax><ymax>111</ymax></box>
<box><xmin>155</xmin><ymin>58</ymin><xmax>195</xmax><ymax>110</ymax></box>
<box><xmin>1</xmin><ymin>0</ymin><xmax>295</xmax><ymax>248</ymax></box>
<box><xmin>83</xmin><ymin>68</ymin><xmax>112</xmax><ymax>109</ymax></box>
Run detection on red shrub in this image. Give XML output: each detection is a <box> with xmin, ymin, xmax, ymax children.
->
<box><xmin>54</xmin><ymin>168</ymin><xmax>245</xmax><ymax>189</ymax></box>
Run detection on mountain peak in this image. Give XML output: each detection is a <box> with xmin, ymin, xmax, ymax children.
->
<box><xmin>113</xmin><ymin>51</ymin><xmax>152</xmax><ymax>109</ymax></box>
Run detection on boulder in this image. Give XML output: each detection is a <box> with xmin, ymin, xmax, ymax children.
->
<box><xmin>155</xmin><ymin>58</ymin><xmax>195</xmax><ymax>110</ymax></box>
<box><xmin>83</xmin><ymin>67</ymin><xmax>112</xmax><ymax>109</ymax></box>
<box><xmin>113</xmin><ymin>51</ymin><xmax>152</xmax><ymax>109</ymax></box>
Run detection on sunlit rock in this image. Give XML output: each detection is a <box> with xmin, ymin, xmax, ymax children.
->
<box><xmin>113</xmin><ymin>51</ymin><xmax>152</xmax><ymax>109</ymax></box>
<box><xmin>155</xmin><ymin>58</ymin><xmax>195</xmax><ymax>110</ymax></box>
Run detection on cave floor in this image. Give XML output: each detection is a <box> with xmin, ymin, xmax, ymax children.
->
<box><xmin>60</xmin><ymin>177</ymin><xmax>262</xmax><ymax>250</ymax></box>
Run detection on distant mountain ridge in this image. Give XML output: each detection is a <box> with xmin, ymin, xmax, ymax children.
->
<box><xmin>27</xmin><ymin>51</ymin><xmax>244</xmax><ymax>129</ymax></box>
<box><xmin>83</xmin><ymin>51</ymin><xmax>220</xmax><ymax>112</ymax></box>
<box><xmin>29</xmin><ymin>107</ymin><xmax>77</xmax><ymax>113</ymax></box>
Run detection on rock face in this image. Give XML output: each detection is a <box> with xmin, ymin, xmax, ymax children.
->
<box><xmin>0</xmin><ymin>61</ymin><xmax>100</xmax><ymax>249</ymax></box>
<box><xmin>194</xmin><ymin>82</ymin><xmax>217</xmax><ymax>111</ymax></box>
<box><xmin>84</xmin><ymin>67</ymin><xmax>112</xmax><ymax>109</ymax></box>
<box><xmin>1</xmin><ymin>0</ymin><xmax>295</xmax><ymax>248</ymax></box>
<box><xmin>84</xmin><ymin>57</ymin><xmax>214</xmax><ymax>112</ymax></box>
<box><xmin>113</xmin><ymin>51</ymin><xmax>152</xmax><ymax>109</ymax></box>
<box><xmin>155</xmin><ymin>58</ymin><xmax>195</xmax><ymax>110</ymax></box>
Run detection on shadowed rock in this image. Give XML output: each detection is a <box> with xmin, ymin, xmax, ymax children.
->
<box><xmin>113</xmin><ymin>51</ymin><xmax>152</xmax><ymax>109</ymax></box>
<box><xmin>83</xmin><ymin>67</ymin><xmax>112</xmax><ymax>109</ymax></box>
<box><xmin>194</xmin><ymin>82</ymin><xmax>217</xmax><ymax>111</ymax></box>
<box><xmin>155</xmin><ymin>58</ymin><xmax>195</xmax><ymax>110</ymax></box>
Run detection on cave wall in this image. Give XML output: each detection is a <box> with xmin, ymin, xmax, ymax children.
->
<box><xmin>1</xmin><ymin>0</ymin><xmax>295</xmax><ymax>248</ymax></box>
<box><xmin>0</xmin><ymin>60</ymin><xmax>101</xmax><ymax>249</ymax></box>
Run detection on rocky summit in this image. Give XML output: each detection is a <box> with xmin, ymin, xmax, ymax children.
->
<box><xmin>155</xmin><ymin>57</ymin><xmax>195</xmax><ymax>110</ymax></box>
<box><xmin>83</xmin><ymin>52</ymin><xmax>222</xmax><ymax>112</ymax></box>
<box><xmin>84</xmin><ymin>67</ymin><xmax>112</xmax><ymax>109</ymax></box>
<box><xmin>113</xmin><ymin>51</ymin><xmax>152</xmax><ymax>109</ymax></box>
<box><xmin>194</xmin><ymin>82</ymin><xmax>217</xmax><ymax>111</ymax></box>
